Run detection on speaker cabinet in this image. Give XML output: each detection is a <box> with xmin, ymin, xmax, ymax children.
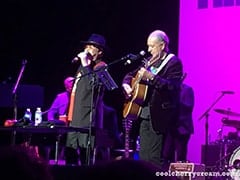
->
<box><xmin>201</xmin><ymin>144</ymin><xmax>221</xmax><ymax>167</ymax></box>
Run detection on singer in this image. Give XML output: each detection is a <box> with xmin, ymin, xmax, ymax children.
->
<box><xmin>122</xmin><ymin>30</ymin><xmax>183</xmax><ymax>169</ymax></box>
<box><xmin>65</xmin><ymin>33</ymin><xmax>109</xmax><ymax>166</ymax></box>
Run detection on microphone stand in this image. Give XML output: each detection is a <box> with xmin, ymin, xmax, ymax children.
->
<box><xmin>198</xmin><ymin>92</ymin><xmax>225</xmax><ymax>166</ymax></box>
<box><xmin>11</xmin><ymin>59</ymin><xmax>27</xmax><ymax>145</ymax></box>
<box><xmin>86</xmin><ymin>73</ymin><xmax>98</xmax><ymax>166</ymax></box>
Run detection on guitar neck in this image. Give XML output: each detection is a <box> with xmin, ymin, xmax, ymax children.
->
<box><xmin>132</xmin><ymin>55</ymin><xmax>159</xmax><ymax>89</ymax></box>
<box><xmin>125</xmin><ymin>129</ymin><xmax>130</xmax><ymax>158</ymax></box>
<box><xmin>124</xmin><ymin>119</ymin><xmax>132</xmax><ymax>159</ymax></box>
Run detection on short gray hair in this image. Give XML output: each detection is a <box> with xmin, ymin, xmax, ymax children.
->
<box><xmin>149</xmin><ymin>30</ymin><xmax>170</xmax><ymax>52</ymax></box>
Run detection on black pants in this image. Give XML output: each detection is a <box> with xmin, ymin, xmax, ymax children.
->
<box><xmin>65</xmin><ymin>147</ymin><xmax>87</xmax><ymax>166</ymax></box>
<box><xmin>139</xmin><ymin>119</ymin><xmax>164</xmax><ymax>168</ymax></box>
<box><xmin>163</xmin><ymin>132</ymin><xmax>190</xmax><ymax>162</ymax></box>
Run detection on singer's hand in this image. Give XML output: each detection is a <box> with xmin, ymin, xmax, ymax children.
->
<box><xmin>138</xmin><ymin>67</ymin><xmax>154</xmax><ymax>81</ymax></box>
<box><xmin>77</xmin><ymin>51</ymin><xmax>92</xmax><ymax>67</ymax></box>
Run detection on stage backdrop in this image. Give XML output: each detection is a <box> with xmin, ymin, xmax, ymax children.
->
<box><xmin>179</xmin><ymin>0</ymin><xmax>240</xmax><ymax>163</ymax></box>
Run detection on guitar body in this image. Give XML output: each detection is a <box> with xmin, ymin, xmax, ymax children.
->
<box><xmin>123</xmin><ymin>75</ymin><xmax>148</xmax><ymax>120</ymax></box>
<box><xmin>122</xmin><ymin>54</ymin><xmax>162</xmax><ymax>120</ymax></box>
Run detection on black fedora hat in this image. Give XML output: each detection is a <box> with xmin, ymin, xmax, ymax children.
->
<box><xmin>81</xmin><ymin>33</ymin><xmax>106</xmax><ymax>51</ymax></box>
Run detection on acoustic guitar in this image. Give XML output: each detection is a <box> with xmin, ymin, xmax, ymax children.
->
<box><xmin>122</xmin><ymin>72</ymin><xmax>148</xmax><ymax>120</ymax></box>
<box><xmin>122</xmin><ymin>55</ymin><xmax>160</xmax><ymax>120</ymax></box>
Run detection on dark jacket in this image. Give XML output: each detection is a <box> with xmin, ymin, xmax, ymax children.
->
<box><xmin>68</xmin><ymin>60</ymin><xmax>106</xmax><ymax>129</ymax></box>
<box><xmin>122</xmin><ymin>54</ymin><xmax>183</xmax><ymax>133</ymax></box>
<box><xmin>177</xmin><ymin>83</ymin><xmax>194</xmax><ymax>135</ymax></box>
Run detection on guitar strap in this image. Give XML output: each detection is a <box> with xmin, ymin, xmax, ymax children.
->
<box><xmin>150</xmin><ymin>53</ymin><xmax>174</xmax><ymax>75</ymax></box>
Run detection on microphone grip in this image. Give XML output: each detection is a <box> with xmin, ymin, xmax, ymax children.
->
<box><xmin>78</xmin><ymin>51</ymin><xmax>92</xmax><ymax>67</ymax></box>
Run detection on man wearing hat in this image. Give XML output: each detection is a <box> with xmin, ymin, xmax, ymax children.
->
<box><xmin>65</xmin><ymin>33</ymin><xmax>108</xmax><ymax>166</ymax></box>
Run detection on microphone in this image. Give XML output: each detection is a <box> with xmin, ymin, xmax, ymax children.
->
<box><xmin>71</xmin><ymin>57</ymin><xmax>79</xmax><ymax>63</ymax></box>
<box><xmin>123</xmin><ymin>50</ymin><xmax>146</xmax><ymax>65</ymax></box>
<box><xmin>221</xmin><ymin>91</ymin><xmax>234</xmax><ymax>94</ymax></box>
<box><xmin>71</xmin><ymin>50</ymin><xmax>91</xmax><ymax>63</ymax></box>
